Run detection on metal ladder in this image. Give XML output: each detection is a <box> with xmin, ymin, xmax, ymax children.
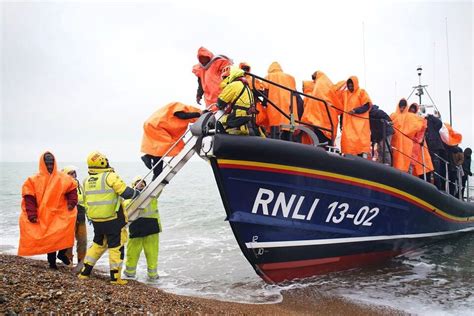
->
<box><xmin>126</xmin><ymin>112</ymin><xmax>216</xmax><ymax>221</ymax></box>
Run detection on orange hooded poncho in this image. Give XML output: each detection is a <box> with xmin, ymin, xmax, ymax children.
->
<box><xmin>301</xmin><ymin>71</ymin><xmax>342</xmax><ymax>143</ymax></box>
<box><xmin>141</xmin><ymin>102</ymin><xmax>201</xmax><ymax>157</ymax></box>
<box><xmin>408</xmin><ymin>104</ymin><xmax>434</xmax><ymax>176</ymax></box>
<box><xmin>263</xmin><ymin>62</ymin><xmax>297</xmax><ymax>128</ymax></box>
<box><xmin>340</xmin><ymin>76</ymin><xmax>372</xmax><ymax>155</ymax></box>
<box><xmin>390</xmin><ymin>100</ymin><xmax>426</xmax><ymax>172</ymax></box>
<box><xmin>192</xmin><ymin>47</ymin><xmax>232</xmax><ymax>106</ymax></box>
<box><xmin>18</xmin><ymin>152</ymin><xmax>77</xmax><ymax>256</ymax></box>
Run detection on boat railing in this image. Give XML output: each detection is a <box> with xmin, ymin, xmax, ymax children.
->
<box><xmin>243</xmin><ymin>72</ymin><xmax>468</xmax><ymax>201</ymax></box>
<box><xmin>245</xmin><ymin>72</ymin><xmax>335</xmax><ymax>144</ymax></box>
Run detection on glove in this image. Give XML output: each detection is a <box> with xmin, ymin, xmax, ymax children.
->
<box><xmin>28</xmin><ymin>215</ymin><xmax>38</xmax><ymax>223</ymax></box>
<box><xmin>67</xmin><ymin>203</ymin><xmax>75</xmax><ymax>211</ymax></box>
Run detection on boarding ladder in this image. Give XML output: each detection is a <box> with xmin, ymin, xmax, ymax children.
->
<box><xmin>126</xmin><ymin>112</ymin><xmax>216</xmax><ymax>222</ymax></box>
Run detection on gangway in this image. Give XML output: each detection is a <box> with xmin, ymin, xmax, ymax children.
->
<box><xmin>126</xmin><ymin>112</ymin><xmax>216</xmax><ymax>221</ymax></box>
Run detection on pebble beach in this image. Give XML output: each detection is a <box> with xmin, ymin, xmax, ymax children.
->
<box><xmin>0</xmin><ymin>254</ymin><xmax>406</xmax><ymax>315</ymax></box>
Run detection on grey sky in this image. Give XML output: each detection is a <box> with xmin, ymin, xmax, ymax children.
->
<box><xmin>1</xmin><ymin>0</ymin><xmax>472</xmax><ymax>162</ymax></box>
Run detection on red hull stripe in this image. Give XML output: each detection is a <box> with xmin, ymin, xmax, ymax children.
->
<box><xmin>257</xmin><ymin>250</ymin><xmax>401</xmax><ymax>283</ymax></box>
<box><xmin>218</xmin><ymin>160</ymin><xmax>473</xmax><ymax>223</ymax></box>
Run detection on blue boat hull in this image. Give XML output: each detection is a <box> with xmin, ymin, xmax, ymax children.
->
<box><xmin>207</xmin><ymin>135</ymin><xmax>474</xmax><ymax>283</ymax></box>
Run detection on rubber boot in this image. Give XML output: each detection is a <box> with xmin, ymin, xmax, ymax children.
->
<box><xmin>78</xmin><ymin>263</ymin><xmax>93</xmax><ymax>280</ymax></box>
<box><xmin>110</xmin><ymin>269</ymin><xmax>128</xmax><ymax>285</ymax></box>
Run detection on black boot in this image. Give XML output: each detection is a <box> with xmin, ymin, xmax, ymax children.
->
<box><xmin>57</xmin><ymin>249</ymin><xmax>71</xmax><ymax>266</ymax></box>
<box><xmin>141</xmin><ymin>155</ymin><xmax>153</xmax><ymax>169</ymax></box>
<box><xmin>47</xmin><ymin>252</ymin><xmax>58</xmax><ymax>269</ymax></box>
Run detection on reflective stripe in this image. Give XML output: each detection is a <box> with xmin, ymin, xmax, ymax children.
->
<box><xmin>125</xmin><ymin>265</ymin><xmax>137</xmax><ymax>273</ymax></box>
<box><xmin>85</xmin><ymin>189</ymin><xmax>115</xmax><ymax>194</ymax></box>
<box><xmin>87</xmin><ymin>198</ymin><xmax>118</xmax><ymax>206</ymax></box>
<box><xmin>147</xmin><ymin>268</ymin><xmax>158</xmax><ymax>276</ymax></box>
<box><xmin>139</xmin><ymin>209</ymin><xmax>158</xmax><ymax>218</ymax></box>
<box><xmin>110</xmin><ymin>262</ymin><xmax>122</xmax><ymax>269</ymax></box>
<box><xmin>84</xmin><ymin>256</ymin><xmax>97</xmax><ymax>265</ymax></box>
<box><xmin>84</xmin><ymin>172</ymin><xmax>120</xmax><ymax>221</ymax></box>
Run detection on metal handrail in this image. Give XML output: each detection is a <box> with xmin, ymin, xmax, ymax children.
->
<box><xmin>247</xmin><ymin>72</ymin><xmax>335</xmax><ymax>143</ymax></box>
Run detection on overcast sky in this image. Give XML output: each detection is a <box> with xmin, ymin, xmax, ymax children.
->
<box><xmin>1</xmin><ymin>0</ymin><xmax>472</xmax><ymax>162</ymax></box>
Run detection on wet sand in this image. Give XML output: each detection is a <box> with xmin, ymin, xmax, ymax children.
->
<box><xmin>0</xmin><ymin>254</ymin><xmax>405</xmax><ymax>315</ymax></box>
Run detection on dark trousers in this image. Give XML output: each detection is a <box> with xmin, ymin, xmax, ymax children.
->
<box><xmin>141</xmin><ymin>154</ymin><xmax>163</xmax><ymax>181</ymax></box>
<box><xmin>47</xmin><ymin>249</ymin><xmax>69</xmax><ymax>267</ymax></box>
<box><xmin>431</xmin><ymin>149</ymin><xmax>447</xmax><ymax>190</ymax></box>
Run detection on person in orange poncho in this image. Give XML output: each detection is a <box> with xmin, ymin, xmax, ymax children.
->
<box><xmin>340</xmin><ymin>76</ymin><xmax>372</xmax><ymax>156</ymax></box>
<box><xmin>390</xmin><ymin>99</ymin><xmax>425</xmax><ymax>172</ymax></box>
<box><xmin>408</xmin><ymin>103</ymin><xmax>434</xmax><ymax>180</ymax></box>
<box><xmin>263</xmin><ymin>62</ymin><xmax>297</xmax><ymax>140</ymax></box>
<box><xmin>19</xmin><ymin>152</ymin><xmax>78</xmax><ymax>269</ymax></box>
<box><xmin>301</xmin><ymin>71</ymin><xmax>342</xmax><ymax>146</ymax></box>
<box><xmin>192</xmin><ymin>47</ymin><xmax>232</xmax><ymax>106</ymax></box>
<box><xmin>141</xmin><ymin>102</ymin><xmax>201</xmax><ymax>180</ymax></box>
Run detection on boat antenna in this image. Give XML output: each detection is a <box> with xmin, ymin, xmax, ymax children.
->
<box><xmin>407</xmin><ymin>66</ymin><xmax>439</xmax><ymax>115</ymax></box>
<box><xmin>445</xmin><ymin>17</ymin><xmax>453</xmax><ymax>126</ymax></box>
<box><xmin>362</xmin><ymin>21</ymin><xmax>367</xmax><ymax>88</ymax></box>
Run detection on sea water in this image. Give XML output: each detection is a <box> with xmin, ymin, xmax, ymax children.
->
<box><xmin>1</xmin><ymin>161</ymin><xmax>473</xmax><ymax>315</ymax></box>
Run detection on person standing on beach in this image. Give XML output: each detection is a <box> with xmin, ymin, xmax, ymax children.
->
<box><xmin>124</xmin><ymin>177</ymin><xmax>162</xmax><ymax>280</ymax></box>
<box><xmin>78</xmin><ymin>151</ymin><xmax>140</xmax><ymax>285</ymax></box>
<box><xmin>62</xmin><ymin>166</ymin><xmax>88</xmax><ymax>271</ymax></box>
<box><xmin>18</xmin><ymin>152</ymin><xmax>78</xmax><ymax>269</ymax></box>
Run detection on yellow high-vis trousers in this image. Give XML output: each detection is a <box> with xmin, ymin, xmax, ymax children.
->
<box><xmin>83</xmin><ymin>228</ymin><xmax>127</xmax><ymax>272</ymax></box>
<box><xmin>124</xmin><ymin>233</ymin><xmax>159</xmax><ymax>278</ymax></box>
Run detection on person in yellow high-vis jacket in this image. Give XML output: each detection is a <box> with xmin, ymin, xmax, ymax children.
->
<box><xmin>78</xmin><ymin>151</ymin><xmax>140</xmax><ymax>285</ymax></box>
<box><xmin>124</xmin><ymin>176</ymin><xmax>162</xmax><ymax>280</ymax></box>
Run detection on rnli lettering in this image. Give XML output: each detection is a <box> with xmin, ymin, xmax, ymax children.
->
<box><xmin>251</xmin><ymin>188</ymin><xmax>319</xmax><ymax>221</ymax></box>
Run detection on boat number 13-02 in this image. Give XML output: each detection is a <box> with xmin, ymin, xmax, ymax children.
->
<box><xmin>325</xmin><ymin>202</ymin><xmax>379</xmax><ymax>226</ymax></box>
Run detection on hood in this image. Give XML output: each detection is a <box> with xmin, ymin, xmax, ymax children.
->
<box><xmin>197</xmin><ymin>47</ymin><xmax>214</xmax><ymax>63</ymax></box>
<box><xmin>39</xmin><ymin>151</ymin><xmax>57</xmax><ymax>175</ymax></box>
<box><xmin>347</xmin><ymin>76</ymin><xmax>359</xmax><ymax>91</ymax></box>
<box><xmin>314</xmin><ymin>71</ymin><xmax>326</xmax><ymax>81</ymax></box>
<box><xmin>228</xmin><ymin>67</ymin><xmax>245</xmax><ymax>83</ymax></box>
<box><xmin>268</xmin><ymin>62</ymin><xmax>283</xmax><ymax>73</ymax></box>
<box><xmin>409</xmin><ymin>102</ymin><xmax>420</xmax><ymax>114</ymax></box>
<box><xmin>395</xmin><ymin>98</ymin><xmax>408</xmax><ymax>114</ymax></box>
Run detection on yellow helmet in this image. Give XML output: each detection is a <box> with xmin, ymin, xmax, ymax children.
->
<box><xmin>87</xmin><ymin>151</ymin><xmax>109</xmax><ymax>169</ymax></box>
<box><xmin>61</xmin><ymin>165</ymin><xmax>78</xmax><ymax>174</ymax></box>
<box><xmin>131</xmin><ymin>176</ymin><xmax>145</xmax><ymax>187</ymax></box>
